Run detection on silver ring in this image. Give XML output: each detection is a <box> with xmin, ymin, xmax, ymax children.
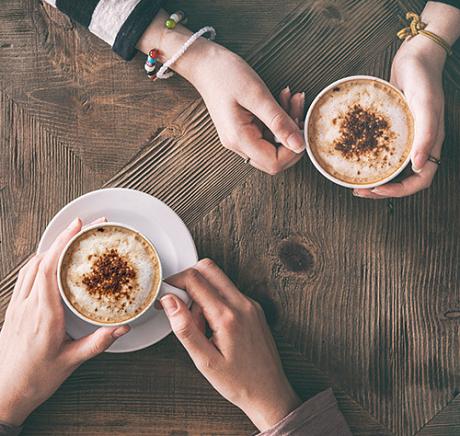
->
<box><xmin>427</xmin><ymin>155</ymin><xmax>441</xmax><ymax>166</ymax></box>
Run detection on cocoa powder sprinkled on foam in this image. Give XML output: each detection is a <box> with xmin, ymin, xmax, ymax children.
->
<box><xmin>333</xmin><ymin>104</ymin><xmax>395</xmax><ymax>161</ymax></box>
<box><xmin>82</xmin><ymin>249</ymin><xmax>136</xmax><ymax>301</ymax></box>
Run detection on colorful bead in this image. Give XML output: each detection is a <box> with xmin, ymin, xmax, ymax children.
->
<box><xmin>165</xmin><ymin>18</ymin><xmax>176</xmax><ymax>29</ymax></box>
<box><xmin>165</xmin><ymin>10</ymin><xmax>186</xmax><ymax>29</ymax></box>
<box><xmin>144</xmin><ymin>63</ymin><xmax>156</xmax><ymax>73</ymax></box>
<box><xmin>149</xmin><ymin>49</ymin><xmax>160</xmax><ymax>58</ymax></box>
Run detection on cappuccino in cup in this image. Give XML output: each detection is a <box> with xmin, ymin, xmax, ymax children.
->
<box><xmin>305</xmin><ymin>76</ymin><xmax>414</xmax><ymax>188</ymax></box>
<box><xmin>59</xmin><ymin>223</ymin><xmax>161</xmax><ymax>325</ymax></box>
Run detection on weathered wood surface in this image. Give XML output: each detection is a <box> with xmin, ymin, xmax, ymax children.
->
<box><xmin>1</xmin><ymin>0</ymin><xmax>459</xmax><ymax>435</ymax></box>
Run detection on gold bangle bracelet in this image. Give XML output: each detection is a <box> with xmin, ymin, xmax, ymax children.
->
<box><xmin>397</xmin><ymin>12</ymin><xmax>453</xmax><ymax>56</ymax></box>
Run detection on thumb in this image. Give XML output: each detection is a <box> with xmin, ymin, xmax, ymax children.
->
<box><xmin>410</xmin><ymin>104</ymin><xmax>441</xmax><ymax>172</ymax></box>
<box><xmin>66</xmin><ymin>325</ymin><xmax>130</xmax><ymax>365</ymax></box>
<box><xmin>246</xmin><ymin>93</ymin><xmax>305</xmax><ymax>153</ymax></box>
<box><xmin>161</xmin><ymin>294</ymin><xmax>220</xmax><ymax>367</ymax></box>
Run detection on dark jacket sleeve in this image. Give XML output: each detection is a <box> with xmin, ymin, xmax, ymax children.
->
<box><xmin>42</xmin><ymin>0</ymin><xmax>165</xmax><ymax>60</ymax></box>
<box><xmin>435</xmin><ymin>0</ymin><xmax>460</xmax><ymax>9</ymax></box>
<box><xmin>257</xmin><ymin>389</ymin><xmax>352</xmax><ymax>436</ymax></box>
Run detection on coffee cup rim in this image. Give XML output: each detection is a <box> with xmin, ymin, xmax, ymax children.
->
<box><xmin>57</xmin><ymin>221</ymin><xmax>163</xmax><ymax>328</ymax></box>
<box><xmin>304</xmin><ymin>75</ymin><xmax>414</xmax><ymax>190</ymax></box>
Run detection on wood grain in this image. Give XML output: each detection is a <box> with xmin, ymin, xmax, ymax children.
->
<box><xmin>0</xmin><ymin>0</ymin><xmax>459</xmax><ymax>434</ymax></box>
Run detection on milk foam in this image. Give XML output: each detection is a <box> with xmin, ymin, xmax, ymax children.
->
<box><xmin>61</xmin><ymin>226</ymin><xmax>160</xmax><ymax>323</ymax></box>
<box><xmin>308</xmin><ymin>79</ymin><xmax>414</xmax><ymax>184</ymax></box>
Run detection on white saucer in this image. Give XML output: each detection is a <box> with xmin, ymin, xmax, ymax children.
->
<box><xmin>37</xmin><ymin>188</ymin><xmax>198</xmax><ymax>353</ymax></box>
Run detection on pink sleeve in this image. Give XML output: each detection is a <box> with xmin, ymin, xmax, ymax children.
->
<box><xmin>257</xmin><ymin>389</ymin><xmax>351</xmax><ymax>436</ymax></box>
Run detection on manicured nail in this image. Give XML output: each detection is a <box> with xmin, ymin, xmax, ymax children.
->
<box><xmin>68</xmin><ymin>217</ymin><xmax>80</xmax><ymax>230</ymax></box>
<box><xmin>287</xmin><ymin>131</ymin><xmax>305</xmax><ymax>153</ymax></box>
<box><xmin>112</xmin><ymin>325</ymin><xmax>130</xmax><ymax>338</ymax></box>
<box><xmin>412</xmin><ymin>153</ymin><xmax>426</xmax><ymax>173</ymax></box>
<box><xmin>282</xmin><ymin>85</ymin><xmax>291</xmax><ymax>93</ymax></box>
<box><xmin>161</xmin><ymin>295</ymin><xmax>179</xmax><ymax>316</ymax></box>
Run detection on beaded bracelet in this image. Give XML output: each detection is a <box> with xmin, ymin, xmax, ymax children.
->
<box><xmin>144</xmin><ymin>49</ymin><xmax>160</xmax><ymax>80</ymax></box>
<box><xmin>156</xmin><ymin>26</ymin><xmax>216</xmax><ymax>80</ymax></box>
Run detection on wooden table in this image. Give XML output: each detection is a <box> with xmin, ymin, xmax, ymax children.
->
<box><xmin>1</xmin><ymin>0</ymin><xmax>459</xmax><ymax>434</ymax></box>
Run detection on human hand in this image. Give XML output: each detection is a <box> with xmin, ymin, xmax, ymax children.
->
<box><xmin>137</xmin><ymin>11</ymin><xmax>305</xmax><ymax>175</ymax></box>
<box><xmin>0</xmin><ymin>218</ymin><xmax>130</xmax><ymax>426</ymax></box>
<box><xmin>353</xmin><ymin>0</ymin><xmax>460</xmax><ymax>200</ymax></box>
<box><xmin>161</xmin><ymin>259</ymin><xmax>301</xmax><ymax>432</ymax></box>
<box><xmin>354</xmin><ymin>40</ymin><xmax>445</xmax><ymax>199</ymax></box>
<box><xmin>188</xmin><ymin>46</ymin><xmax>306</xmax><ymax>175</ymax></box>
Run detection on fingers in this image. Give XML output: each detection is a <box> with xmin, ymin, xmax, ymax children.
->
<box><xmin>238</xmin><ymin>132</ymin><xmax>302</xmax><ymax>176</ymax></box>
<box><xmin>371</xmin><ymin>171</ymin><xmax>436</xmax><ymax>198</ymax></box>
<box><xmin>353</xmin><ymin>189</ymin><xmax>387</xmax><ymax>200</ymax></box>
<box><xmin>65</xmin><ymin>325</ymin><xmax>130</xmax><ymax>366</ymax></box>
<box><xmin>193</xmin><ymin>258</ymin><xmax>246</xmax><ymax>307</ymax></box>
<box><xmin>289</xmin><ymin>92</ymin><xmax>306</xmax><ymax>128</ymax></box>
<box><xmin>409</xmin><ymin>101</ymin><xmax>442</xmax><ymax>172</ymax></box>
<box><xmin>244</xmin><ymin>85</ymin><xmax>305</xmax><ymax>154</ymax></box>
<box><xmin>39</xmin><ymin>218</ymin><xmax>82</xmax><ymax>280</ymax></box>
<box><xmin>191</xmin><ymin>303</ymin><xmax>206</xmax><ymax>335</ymax></box>
<box><xmin>11</xmin><ymin>257</ymin><xmax>32</xmax><ymax>303</ymax></box>
<box><xmin>17</xmin><ymin>255</ymin><xmax>43</xmax><ymax>299</ymax></box>
<box><xmin>31</xmin><ymin>218</ymin><xmax>82</xmax><ymax>304</ymax></box>
<box><xmin>166</xmin><ymin>268</ymin><xmax>230</xmax><ymax>326</ymax></box>
<box><xmin>161</xmin><ymin>294</ymin><xmax>221</xmax><ymax>369</ymax></box>
<box><xmin>279</xmin><ymin>86</ymin><xmax>292</xmax><ymax>114</ymax></box>
<box><xmin>87</xmin><ymin>217</ymin><xmax>107</xmax><ymax>226</ymax></box>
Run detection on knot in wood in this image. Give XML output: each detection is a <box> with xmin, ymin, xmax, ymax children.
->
<box><xmin>278</xmin><ymin>240</ymin><xmax>314</xmax><ymax>273</ymax></box>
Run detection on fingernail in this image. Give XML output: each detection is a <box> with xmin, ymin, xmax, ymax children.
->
<box><xmin>301</xmin><ymin>92</ymin><xmax>306</xmax><ymax>100</ymax></box>
<box><xmin>161</xmin><ymin>295</ymin><xmax>179</xmax><ymax>316</ymax></box>
<box><xmin>411</xmin><ymin>163</ymin><xmax>422</xmax><ymax>174</ymax></box>
<box><xmin>412</xmin><ymin>153</ymin><xmax>426</xmax><ymax>173</ymax></box>
<box><xmin>112</xmin><ymin>325</ymin><xmax>130</xmax><ymax>338</ymax></box>
<box><xmin>287</xmin><ymin>131</ymin><xmax>305</xmax><ymax>153</ymax></box>
<box><xmin>68</xmin><ymin>218</ymin><xmax>80</xmax><ymax>230</ymax></box>
<box><xmin>353</xmin><ymin>191</ymin><xmax>364</xmax><ymax>197</ymax></box>
<box><xmin>371</xmin><ymin>188</ymin><xmax>383</xmax><ymax>194</ymax></box>
<box><xmin>282</xmin><ymin>85</ymin><xmax>291</xmax><ymax>93</ymax></box>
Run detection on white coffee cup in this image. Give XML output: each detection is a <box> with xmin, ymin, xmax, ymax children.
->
<box><xmin>57</xmin><ymin>222</ymin><xmax>189</xmax><ymax>327</ymax></box>
<box><xmin>304</xmin><ymin>75</ymin><xmax>414</xmax><ymax>189</ymax></box>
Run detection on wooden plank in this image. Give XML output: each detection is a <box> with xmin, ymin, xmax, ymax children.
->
<box><xmin>0</xmin><ymin>90</ymin><xmax>97</xmax><ymax>278</ymax></box>
<box><xmin>416</xmin><ymin>395</ymin><xmax>460</xmax><ymax>436</ymax></box>
<box><xmin>277</xmin><ymin>339</ymin><xmax>394</xmax><ymax>435</ymax></box>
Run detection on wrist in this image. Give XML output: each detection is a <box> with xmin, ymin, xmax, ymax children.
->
<box><xmin>136</xmin><ymin>9</ymin><xmax>228</xmax><ymax>87</ymax></box>
<box><xmin>0</xmin><ymin>398</ymin><xmax>30</xmax><ymax>427</ymax></box>
<box><xmin>242</xmin><ymin>386</ymin><xmax>302</xmax><ymax>432</ymax></box>
<box><xmin>399</xmin><ymin>36</ymin><xmax>446</xmax><ymax>70</ymax></box>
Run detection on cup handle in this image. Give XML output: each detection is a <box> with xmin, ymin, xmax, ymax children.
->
<box><xmin>158</xmin><ymin>281</ymin><xmax>192</xmax><ymax>308</ymax></box>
